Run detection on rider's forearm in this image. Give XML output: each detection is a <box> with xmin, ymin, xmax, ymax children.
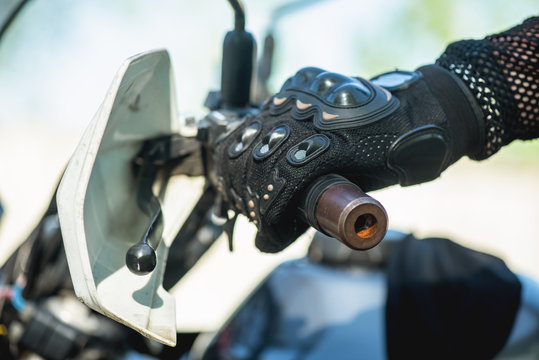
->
<box><xmin>436</xmin><ymin>16</ymin><xmax>539</xmax><ymax>159</ymax></box>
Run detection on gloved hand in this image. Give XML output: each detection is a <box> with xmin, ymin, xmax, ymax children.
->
<box><xmin>214</xmin><ymin>64</ymin><xmax>484</xmax><ymax>253</ymax></box>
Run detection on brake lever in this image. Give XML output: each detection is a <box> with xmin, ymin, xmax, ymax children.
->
<box><xmin>125</xmin><ymin>134</ymin><xmax>203</xmax><ymax>275</ymax></box>
<box><xmin>125</xmin><ymin>146</ymin><xmax>163</xmax><ymax>275</ymax></box>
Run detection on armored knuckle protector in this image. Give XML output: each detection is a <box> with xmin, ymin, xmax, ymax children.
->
<box><xmin>270</xmin><ymin>67</ymin><xmax>400</xmax><ymax>130</ymax></box>
<box><xmin>216</xmin><ymin>65</ymin><xmax>483</xmax><ymax>252</ymax></box>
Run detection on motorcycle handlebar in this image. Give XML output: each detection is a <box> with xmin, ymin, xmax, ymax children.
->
<box><xmin>300</xmin><ymin>174</ymin><xmax>388</xmax><ymax>250</ymax></box>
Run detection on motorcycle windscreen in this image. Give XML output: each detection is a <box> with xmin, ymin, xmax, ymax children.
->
<box><xmin>57</xmin><ymin>50</ymin><xmax>198</xmax><ymax>346</ymax></box>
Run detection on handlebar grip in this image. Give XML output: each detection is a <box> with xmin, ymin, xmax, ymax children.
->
<box><xmin>300</xmin><ymin>174</ymin><xmax>388</xmax><ymax>250</ymax></box>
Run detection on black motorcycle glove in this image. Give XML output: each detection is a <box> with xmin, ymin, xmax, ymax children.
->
<box><xmin>215</xmin><ymin>64</ymin><xmax>484</xmax><ymax>252</ymax></box>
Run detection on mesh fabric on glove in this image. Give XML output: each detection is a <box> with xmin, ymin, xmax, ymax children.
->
<box><xmin>437</xmin><ymin>16</ymin><xmax>539</xmax><ymax>158</ymax></box>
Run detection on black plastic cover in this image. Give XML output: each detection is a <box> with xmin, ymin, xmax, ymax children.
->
<box><xmin>387</xmin><ymin>125</ymin><xmax>449</xmax><ymax>186</ymax></box>
<box><xmin>253</xmin><ymin>125</ymin><xmax>290</xmax><ymax>160</ymax></box>
<box><xmin>20</xmin><ymin>308</ymin><xmax>82</xmax><ymax>360</ymax></box>
<box><xmin>370</xmin><ymin>70</ymin><xmax>421</xmax><ymax>91</ymax></box>
<box><xmin>228</xmin><ymin>121</ymin><xmax>261</xmax><ymax>158</ymax></box>
<box><xmin>386</xmin><ymin>236</ymin><xmax>521</xmax><ymax>359</ymax></box>
<box><xmin>286</xmin><ymin>134</ymin><xmax>330</xmax><ymax>166</ymax></box>
<box><xmin>221</xmin><ymin>30</ymin><xmax>256</xmax><ymax>108</ymax></box>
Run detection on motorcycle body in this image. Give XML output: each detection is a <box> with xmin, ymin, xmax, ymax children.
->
<box><xmin>4</xmin><ymin>193</ymin><xmax>538</xmax><ymax>359</ymax></box>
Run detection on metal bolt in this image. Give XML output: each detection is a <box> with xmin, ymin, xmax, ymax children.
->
<box><xmin>260</xmin><ymin>144</ymin><xmax>269</xmax><ymax>154</ymax></box>
<box><xmin>294</xmin><ymin>150</ymin><xmax>307</xmax><ymax>161</ymax></box>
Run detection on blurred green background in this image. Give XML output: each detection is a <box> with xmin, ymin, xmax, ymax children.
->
<box><xmin>0</xmin><ymin>0</ymin><xmax>538</xmax><ymax>277</ymax></box>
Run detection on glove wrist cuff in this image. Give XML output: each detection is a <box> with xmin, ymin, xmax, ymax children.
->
<box><xmin>417</xmin><ymin>64</ymin><xmax>485</xmax><ymax>160</ymax></box>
